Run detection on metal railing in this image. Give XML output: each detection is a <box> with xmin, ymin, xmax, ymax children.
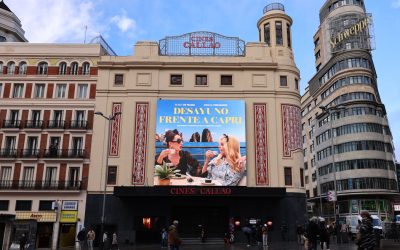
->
<box><xmin>68</xmin><ymin>120</ymin><xmax>88</xmax><ymax>129</ymax></box>
<box><xmin>25</xmin><ymin>120</ymin><xmax>44</xmax><ymax>129</ymax></box>
<box><xmin>0</xmin><ymin>180</ymin><xmax>82</xmax><ymax>190</ymax></box>
<box><xmin>0</xmin><ymin>149</ymin><xmax>86</xmax><ymax>158</ymax></box>
<box><xmin>2</xmin><ymin>120</ymin><xmax>21</xmax><ymax>128</ymax></box>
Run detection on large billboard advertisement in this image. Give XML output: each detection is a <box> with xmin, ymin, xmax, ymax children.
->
<box><xmin>155</xmin><ymin>100</ymin><xmax>246</xmax><ymax>186</ymax></box>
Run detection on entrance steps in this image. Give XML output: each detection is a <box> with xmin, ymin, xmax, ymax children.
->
<box><xmin>181</xmin><ymin>237</ymin><xmax>224</xmax><ymax>245</ymax></box>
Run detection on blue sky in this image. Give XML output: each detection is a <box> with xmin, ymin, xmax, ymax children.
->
<box><xmin>7</xmin><ymin>0</ymin><xmax>400</xmax><ymax>159</ymax></box>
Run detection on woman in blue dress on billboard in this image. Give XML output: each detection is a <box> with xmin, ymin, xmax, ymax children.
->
<box><xmin>201</xmin><ymin>134</ymin><xmax>246</xmax><ymax>186</ymax></box>
<box><xmin>155</xmin><ymin>129</ymin><xmax>202</xmax><ymax>176</ymax></box>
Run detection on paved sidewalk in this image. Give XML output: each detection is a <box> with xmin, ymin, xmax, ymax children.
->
<box><xmin>67</xmin><ymin>239</ymin><xmax>400</xmax><ymax>250</ymax></box>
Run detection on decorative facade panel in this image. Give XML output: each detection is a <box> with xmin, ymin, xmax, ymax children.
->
<box><xmin>282</xmin><ymin>104</ymin><xmax>302</xmax><ymax>157</ymax></box>
<box><xmin>132</xmin><ymin>103</ymin><xmax>149</xmax><ymax>185</ymax></box>
<box><xmin>254</xmin><ymin>103</ymin><xmax>268</xmax><ymax>185</ymax></box>
<box><xmin>109</xmin><ymin>103</ymin><xmax>122</xmax><ymax>156</ymax></box>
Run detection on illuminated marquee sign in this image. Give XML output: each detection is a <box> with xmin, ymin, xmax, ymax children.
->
<box><xmin>159</xmin><ymin>31</ymin><xmax>245</xmax><ymax>56</ymax></box>
<box><xmin>394</xmin><ymin>204</ymin><xmax>400</xmax><ymax>211</ymax></box>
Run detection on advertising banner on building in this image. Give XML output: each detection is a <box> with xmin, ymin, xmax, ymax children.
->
<box><xmin>155</xmin><ymin>99</ymin><xmax>246</xmax><ymax>186</ymax></box>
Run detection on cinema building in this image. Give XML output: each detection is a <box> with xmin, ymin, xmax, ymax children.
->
<box><xmin>0</xmin><ymin>39</ymin><xmax>116</xmax><ymax>248</ymax></box>
<box><xmin>86</xmin><ymin>3</ymin><xmax>306</xmax><ymax>244</ymax></box>
<box><xmin>302</xmin><ymin>0</ymin><xmax>398</xmax><ymax>221</ymax></box>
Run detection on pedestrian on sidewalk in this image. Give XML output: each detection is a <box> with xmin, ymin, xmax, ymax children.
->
<box><xmin>306</xmin><ymin>217</ymin><xmax>319</xmax><ymax>250</ymax></box>
<box><xmin>77</xmin><ymin>228</ymin><xmax>86</xmax><ymax>249</ymax></box>
<box><xmin>86</xmin><ymin>228</ymin><xmax>95</xmax><ymax>250</ymax></box>
<box><xmin>161</xmin><ymin>228</ymin><xmax>168</xmax><ymax>248</ymax></box>
<box><xmin>262</xmin><ymin>224</ymin><xmax>268</xmax><ymax>246</ymax></box>
<box><xmin>111</xmin><ymin>232</ymin><xmax>119</xmax><ymax>250</ymax></box>
<box><xmin>297</xmin><ymin>224</ymin><xmax>305</xmax><ymax>245</ymax></box>
<box><xmin>319</xmin><ymin>221</ymin><xmax>330</xmax><ymax>250</ymax></box>
<box><xmin>168</xmin><ymin>220</ymin><xmax>182</xmax><ymax>250</ymax></box>
<box><xmin>356</xmin><ymin>211</ymin><xmax>375</xmax><ymax>250</ymax></box>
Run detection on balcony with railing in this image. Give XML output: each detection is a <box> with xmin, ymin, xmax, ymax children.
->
<box><xmin>43</xmin><ymin>149</ymin><xmax>87</xmax><ymax>158</ymax></box>
<box><xmin>47</xmin><ymin>120</ymin><xmax>65</xmax><ymax>129</ymax></box>
<box><xmin>0</xmin><ymin>148</ymin><xmax>87</xmax><ymax>158</ymax></box>
<box><xmin>0</xmin><ymin>180</ymin><xmax>82</xmax><ymax>190</ymax></box>
<box><xmin>25</xmin><ymin>120</ymin><xmax>44</xmax><ymax>129</ymax></box>
<box><xmin>2</xmin><ymin>120</ymin><xmax>21</xmax><ymax>129</ymax></box>
<box><xmin>68</xmin><ymin>120</ymin><xmax>88</xmax><ymax>129</ymax></box>
<box><xmin>0</xmin><ymin>148</ymin><xmax>17</xmax><ymax>158</ymax></box>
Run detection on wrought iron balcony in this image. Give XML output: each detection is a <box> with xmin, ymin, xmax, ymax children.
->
<box><xmin>47</xmin><ymin>120</ymin><xmax>65</xmax><ymax>129</ymax></box>
<box><xmin>25</xmin><ymin>120</ymin><xmax>44</xmax><ymax>129</ymax></box>
<box><xmin>68</xmin><ymin>120</ymin><xmax>88</xmax><ymax>129</ymax></box>
<box><xmin>43</xmin><ymin>149</ymin><xmax>87</xmax><ymax>158</ymax></box>
<box><xmin>19</xmin><ymin>149</ymin><xmax>40</xmax><ymax>158</ymax></box>
<box><xmin>0</xmin><ymin>149</ymin><xmax>17</xmax><ymax>158</ymax></box>
<box><xmin>0</xmin><ymin>180</ymin><xmax>82</xmax><ymax>190</ymax></box>
<box><xmin>2</xmin><ymin>120</ymin><xmax>21</xmax><ymax>128</ymax></box>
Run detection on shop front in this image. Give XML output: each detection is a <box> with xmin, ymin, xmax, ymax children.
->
<box><xmin>58</xmin><ymin>201</ymin><xmax>79</xmax><ymax>248</ymax></box>
<box><xmin>14</xmin><ymin>212</ymin><xmax>56</xmax><ymax>249</ymax></box>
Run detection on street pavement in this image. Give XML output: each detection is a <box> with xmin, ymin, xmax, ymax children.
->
<box><xmin>75</xmin><ymin>239</ymin><xmax>400</xmax><ymax>250</ymax></box>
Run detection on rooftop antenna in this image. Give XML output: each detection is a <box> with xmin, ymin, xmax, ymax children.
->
<box><xmin>84</xmin><ymin>25</ymin><xmax>88</xmax><ymax>44</ymax></box>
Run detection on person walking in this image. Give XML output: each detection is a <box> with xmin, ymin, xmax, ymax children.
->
<box><xmin>161</xmin><ymin>228</ymin><xmax>168</xmax><ymax>248</ymax></box>
<box><xmin>306</xmin><ymin>217</ymin><xmax>319</xmax><ymax>250</ymax></box>
<box><xmin>262</xmin><ymin>224</ymin><xmax>268</xmax><ymax>246</ymax></box>
<box><xmin>356</xmin><ymin>211</ymin><xmax>375</xmax><ymax>250</ymax></box>
<box><xmin>168</xmin><ymin>220</ymin><xmax>182</xmax><ymax>250</ymax></box>
<box><xmin>242</xmin><ymin>225</ymin><xmax>252</xmax><ymax>247</ymax></box>
<box><xmin>86</xmin><ymin>228</ymin><xmax>95</xmax><ymax>250</ymax></box>
<box><xmin>319</xmin><ymin>221</ymin><xmax>330</xmax><ymax>250</ymax></box>
<box><xmin>102</xmin><ymin>231</ymin><xmax>109</xmax><ymax>250</ymax></box>
<box><xmin>19</xmin><ymin>234</ymin><xmax>28</xmax><ymax>250</ymax></box>
<box><xmin>297</xmin><ymin>224</ymin><xmax>304</xmax><ymax>245</ymax></box>
<box><xmin>77</xmin><ymin>228</ymin><xmax>86</xmax><ymax>249</ymax></box>
<box><xmin>111</xmin><ymin>232</ymin><xmax>119</xmax><ymax>250</ymax></box>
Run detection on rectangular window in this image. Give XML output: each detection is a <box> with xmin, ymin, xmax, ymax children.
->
<box><xmin>39</xmin><ymin>200</ymin><xmax>54</xmax><ymax>211</ymax></box>
<box><xmin>107</xmin><ymin>166</ymin><xmax>117</xmax><ymax>185</ymax></box>
<box><xmin>55</xmin><ymin>84</ymin><xmax>67</xmax><ymax>98</ymax></box>
<box><xmin>0</xmin><ymin>83</ymin><xmax>3</xmax><ymax>98</ymax></box>
<box><xmin>34</xmin><ymin>84</ymin><xmax>45</xmax><ymax>98</ymax></box>
<box><xmin>114</xmin><ymin>74</ymin><xmax>124</xmax><ymax>85</ymax></box>
<box><xmin>195</xmin><ymin>75</ymin><xmax>207</xmax><ymax>86</ymax></box>
<box><xmin>44</xmin><ymin>167</ymin><xmax>57</xmax><ymax>187</ymax></box>
<box><xmin>170</xmin><ymin>75</ymin><xmax>182</xmax><ymax>85</ymax></box>
<box><xmin>0</xmin><ymin>166</ymin><xmax>12</xmax><ymax>188</ymax></box>
<box><xmin>0</xmin><ymin>200</ymin><xmax>9</xmax><ymax>210</ymax></box>
<box><xmin>13</xmin><ymin>83</ymin><xmax>24</xmax><ymax>98</ymax></box>
<box><xmin>15</xmin><ymin>200</ymin><xmax>32</xmax><ymax>211</ymax></box>
<box><xmin>220</xmin><ymin>75</ymin><xmax>233</xmax><ymax>86</ymax></box>
<box><xmin>284</xmin><ymin>167</ymin><xmax>292</xmax><ymax>186</ymax></box>
<box><xmin>280</xmin><ymin>76</ymin><xmax>287</xmax><ymax>87</ymax></box>
<box><xmin>295</xmin><ymin>79</ymin><xmax>299</xmax><ymax>90</ymax></box>
<box><xmin>287</xmin><ymin>23</ymin><xmax>291</xmax><ymax>48</ymax></box>
<box><xmin>276</xmin><ymin>21</ymin><xmax>283</xmax><ymax>45</ymax></box>
<box><xmin>21</xmin><ymin>167</ymin><xmax>35</xmax><ymax>188</ymax></box>
<box><xmin>314</xmin><ymin>37</ymin><xmax>320</xmax><ymax>47</ymax></box>
<box><xmin>76</xmin><ymin>84</ymin><xmax>88</xmax><ymax>99</ymax></box>
<box><xmin>300</xmin><ymin>169</ymin><xmax>304</xmax><ymax>187</ymax></box>
<box><xmin>264</xmin><ymin>23</ymin><xmax>270</xmax><ymax>45</ymax></box>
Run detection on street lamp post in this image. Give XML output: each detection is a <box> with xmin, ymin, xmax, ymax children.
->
<box><xmin>94</xmin><ymin>111</ymin><xmax>121</xmax><ymax>245</ymax></box>
<box><xmin>319</xmin><ymin>105</ymin><xmax>344</xmax><ymax>242</ymax></box>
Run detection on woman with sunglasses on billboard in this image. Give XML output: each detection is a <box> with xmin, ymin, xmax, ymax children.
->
<box><xmin>201</xmin><ymin>134</ymin><xmax>246</xmax><ymax>186</ymax></box>
<box><xmin>155</xmin><ymin>129</ymin><xmax>203</xmax><ymax>176</ymax></box>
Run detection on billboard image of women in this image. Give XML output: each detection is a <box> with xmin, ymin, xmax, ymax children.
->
<box><xmin>155</xmin><ymin>100</ymin><xmax>246</xmax><ymax>186</ymax></box>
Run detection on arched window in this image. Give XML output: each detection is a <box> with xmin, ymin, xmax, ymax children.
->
<box><xmin>59</xmin><ymin>62</ymin><xmax>67</xmax><ymax>75</ymax></box>
<box><xmin>37</xmin><ymin>62</ymin><xmax>48</xmax><ymax>75</ymax></box>
<box><xmin>19</xmin><ymin>62</ymin><xmax>27</xmax><ymax>75</ymax></box>
<box><xmin>0</xmin><ymin>61</ymin><xmax>3</xmax><ymax>74</ymax></box>
<box><xmin>70</xmin><ymin>62</ymin><xmax>78</xmax><ymax>75</ymax></box>
<box><xmin>7</xmin><ymin>62</ymin><xmax>15</xmax><ymax>75</ymax></box>
<box><xmin>82</xmin><ymin>62</ymin><xmax>90</xmax><ymax>75</ymax></box>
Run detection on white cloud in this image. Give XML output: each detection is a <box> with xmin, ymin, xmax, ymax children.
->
<box><xmin>7</xmin><ymin>0</ymin><xmax>104</xmax><ymax>43</ymax></box>
<box><xmin>392</xmin><ymin>0</ymin><xmax>400</xmax><ymax>8</ymax></box>
<box><xmin>111</xmin><ymin>14</ymin><xmax>136</xmax><ymax>33</ymax></box>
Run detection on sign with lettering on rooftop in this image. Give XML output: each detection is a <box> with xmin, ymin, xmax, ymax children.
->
<box><xmin>159</xmin><ymin>31</ymin><xmax>245</xmax><ymax>56</ymax></box>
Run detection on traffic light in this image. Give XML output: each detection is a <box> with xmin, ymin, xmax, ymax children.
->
<box><xmin>327</xmin><ymin>190</ymin><xmax>336</xmax><ymax>202</ymax></box>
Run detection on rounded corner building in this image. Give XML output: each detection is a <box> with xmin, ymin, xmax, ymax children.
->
<box><xmin>302</xmin><ymin>0</ymin><xmax>398</xmax><ymax>222</ymax></box>
<box><xmin>85</xmin><ymin>3</ymin><xmax>306</xmax><ymax>245</ymax></box>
